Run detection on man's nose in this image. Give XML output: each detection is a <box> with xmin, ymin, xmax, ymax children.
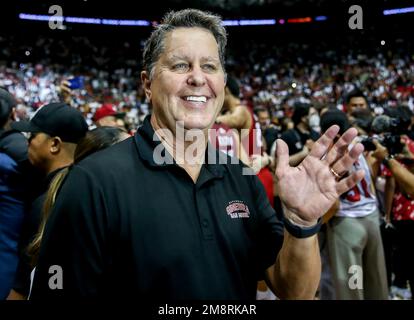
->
<box><xmin>187</xmin><ymin>66</ymin><xmax>206</xmax><ymax>86</ymax></box>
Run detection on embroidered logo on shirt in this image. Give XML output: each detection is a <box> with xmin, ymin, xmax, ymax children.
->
<box><xmin>226</xmin><ymin>200</ymin><xmax>250</xmax><ymax>219</ymax></box>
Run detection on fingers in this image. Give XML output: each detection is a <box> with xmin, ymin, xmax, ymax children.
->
<box><xmin>323</xmin><ymin>127</ymin><xmax>359</xmax><ymax>165</ymax></box>
<box><xmin>275</xmin><ymin>139</ymin><xmax>289</xmax><ymax>175</ymax></box>
<box><xmin>330</xmin><ymin>142</ymin><xmax>364</xmax><ymax>177</ymax></box>
<box><xmin>372</xmin><ymin>139</ymin><xmax>388</xmax><ymax>160</ymax></box>
<box><xmin>336</xmin><ymin>169</ymin><xmax>365</xmax><ymax>195</ymax></box>
<box><xmin>60</xmin><ymin>80</ymin><xmax>72</xmax><ymax>94</ymax></box>
<box><xmin>309</xmin><ymin>125</ymin><xmax>340</xmax><ymax>159</ymax></box>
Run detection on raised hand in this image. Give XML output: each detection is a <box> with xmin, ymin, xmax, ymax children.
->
<box><xmin>275</xmin><ymin>125</ymin><xmax>365</xmax><ymax>226</ymax></box>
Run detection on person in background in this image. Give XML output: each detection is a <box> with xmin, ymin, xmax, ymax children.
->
<box><xmin>371</xmin><ymin>106</ymin><xmax>414</xmax><ymax>300</ymax></box>
<box><xmin>345</xmin><ymin>89</ymin><xmax>371</xmax><ymax>120</ymax></box>
<box><xmin>256</xmin><ymin>107</ymin><xmax>281</xmax><ymax>155</ymax></box>
<box><xmin>0</xmin><ymin>88</ymin><xmax>32</xmax><ymax>299</ymax></box>
<box><xmin>7</xmin><ymin>126</ymin><xmax>129</xmax><ymax>300</ymax></box>
<box><xmin>279</xmin><ymin>103</ymin><xmax>320</xmax><ymax>166</ymax></box>
<box><xmin>6</xmin><ymin>103</ymin><xmax>88</xmax><ymax>300</ymax></box>
<box><xmin>321</xmin><ymin>109</ymin><xmax>388</xmax><ymax>300</ymax></box>
<box><xmin>93</xmin><ymin>103</ymin><xmax>126</xmax><ymax>129</ymax></box>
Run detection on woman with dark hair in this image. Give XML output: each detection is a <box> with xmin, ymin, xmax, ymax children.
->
<box><xmin>7</xmin><ymin>126</ymin><xmax>129</xmax><ymax>300</ymax></box>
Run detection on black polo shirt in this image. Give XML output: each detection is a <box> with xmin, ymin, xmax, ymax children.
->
<box><xmin>31</xmin><ymin>116</ymin><xmax>284</xmax><ymax>300</ymax></box>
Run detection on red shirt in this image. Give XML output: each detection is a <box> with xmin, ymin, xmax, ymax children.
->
<box><xmin>382</xmin><ymin>136</ymin><xmax>414</xmax><ymax>221</ymax></box>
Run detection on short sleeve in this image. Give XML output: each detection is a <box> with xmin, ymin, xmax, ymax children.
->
<box><xmin>251</xmin><ymin>175</ymin><xmax>284</xmax><ymax>280</ymax></box>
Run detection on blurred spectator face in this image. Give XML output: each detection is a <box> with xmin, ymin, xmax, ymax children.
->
<box><xmin>257</xmin><ymin>110</ymin><xmax>270</xmax><ymax>130</ymax></box>
<box><xmin>308</xmin><ymin>107</ymin><xmax>320</xmax><ymax>129</ymax></box>
<box><xmin>116</xmin><ymin>118</ymin><xmax>127</xmax><ymax>131</ymax></box>
<box><xmin>96</xmin><ymin>115</ymin><xmax>118</xmax><ymax>127</ymax></box>
<box><xmin>348</xmin><ymin>97</ymin><xmax>368</xmax><ymax>114</ymax></box>
<box><xmin>28</xmin><ymin>132</ymin><xmax>52</xmax><ymax>170</ymax></box>
<box><xmin>141</xmin><ymin>27</ymin><xmax>226</xmax><ymax>131</ymax></box>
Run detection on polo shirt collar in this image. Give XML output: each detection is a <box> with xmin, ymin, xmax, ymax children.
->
<box><xmin>134</xmin><ymin>115</ymin><xmax>174</xmax><ymax>167</ymax></box>
<box><xmin>134</xmin><ymin>115</ymin><xmax>226</xmax><ymax>179</ymax></box>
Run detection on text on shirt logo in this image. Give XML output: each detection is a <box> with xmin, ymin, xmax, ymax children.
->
<box><xmin>226</xmin><ymin>200</ymin><xmax>250</xmax><ymax>219</ymax></box>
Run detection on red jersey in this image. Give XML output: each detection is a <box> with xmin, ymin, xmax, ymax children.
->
<box><xmin>242</xmin><ymin>106</ymin><xmax>262</xmax><ymax>156</ymax></box>
<box><xmin>209</xmin><ymin>123</ymin><xmax>237</xmax><ymax>157</ymax></box>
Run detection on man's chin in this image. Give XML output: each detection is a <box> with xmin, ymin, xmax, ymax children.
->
<box><xmin>179</xmin><ymin>116</ymin><xmax>214</xmax><ymax>131</ymax></box>
<box><xmin>183</xmin><ymin>122</ymin><xmax>213</xmax><ymax>131</ymax></box>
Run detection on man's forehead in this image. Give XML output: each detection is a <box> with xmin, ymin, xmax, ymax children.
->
<box><xmin>350</xmin><ymin>97</ymin><xmax>367</xmax><ymax>104</ymax></box>
<box><xmin>163</xmin><ymin>27</ymin><xmax>219</xmax><ymax>54</ymax></box>
<box><xmin>167</xmin><ymin>26</ymin><xmax>215</xmax><ymax>38</ymax></box>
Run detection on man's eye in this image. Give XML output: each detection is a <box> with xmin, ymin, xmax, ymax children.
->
<box><xmin>203</xmin><ymin>64</ymin><xmax>217</xmax><ymax>71</ymax></box>
<box><xmin>172</xmin><ymin>63</ymin><xmax>189</xmax><ymax>71</ymax></box>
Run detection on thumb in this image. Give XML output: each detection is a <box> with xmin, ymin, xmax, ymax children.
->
<box><xmin>276</xmin><ymin>139</ymin><xmax>289</xmax><ymax>171</ymax></box>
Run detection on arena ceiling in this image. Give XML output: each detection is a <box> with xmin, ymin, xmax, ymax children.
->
<box><xmin>2</xmin><ymin>0</ymin><xmax>414</xmax><ymax>42</ymax></box>
<box><xmin>9</xmin><ymin>0</ymin><xmax>413</xmax><ymax>19</ymax></box>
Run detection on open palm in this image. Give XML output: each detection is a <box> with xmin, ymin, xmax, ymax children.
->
<box><xmin>275</xmin><ymin>126</ymin><xmax>365</xmax><ymax>225</ymax></box>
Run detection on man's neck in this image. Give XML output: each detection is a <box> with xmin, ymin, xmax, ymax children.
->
<box><xmin>150</xmin><ymin>115</ymin><xmax>208</xmax><ymax>183</ymax></box>
<box><xmin>45</xmin><ymin>160</ymin><xmax>72</xmax><ymax>176</ymax></box>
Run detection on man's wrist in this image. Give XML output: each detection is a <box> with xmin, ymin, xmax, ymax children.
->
<box><xmin>282</xmin><ymin>208</ymin><xmax>322</xmax><ymax>239</ymax></box>
<box><xmin>283</xmin><ymin>208</ymin><xmax>317</xmax><ymax>227</ymax></box>
<box><xmin>283</xmin><ymin>215</ymin><xmax>322</xmax><ymax>239</ymax></box>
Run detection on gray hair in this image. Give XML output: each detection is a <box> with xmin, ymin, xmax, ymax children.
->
<box><xmin>142</xmin><ymin>9</ymin><xmax>227</xmax><ymax>79</ymax></box>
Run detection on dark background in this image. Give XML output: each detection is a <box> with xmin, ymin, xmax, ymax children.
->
<box><xmin>2</xmin><ymin>0</ymin><xmax>413</xmax><ymax>43</ymax></box>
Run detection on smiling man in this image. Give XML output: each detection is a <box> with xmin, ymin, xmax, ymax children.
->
<box><xmin>30</xmin><ymin>9</ymin><xmax>365</xmax><ymax>300</ymax></box>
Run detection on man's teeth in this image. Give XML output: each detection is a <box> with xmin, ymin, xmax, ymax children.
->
<box><xmin>185</xmin><ymin>96</ymin><xmax>207</xmax><ymax>103</ymax></box>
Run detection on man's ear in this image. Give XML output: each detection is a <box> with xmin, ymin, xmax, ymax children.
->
<box><xmin>50</xmin><ymin>137</ymin><xmax>62</xmax><ymax>154</ymax></box>
<box><xmin>141</xmin><ymin>70</ymin><xmax>152</xmax><ymax>102</ymax></box>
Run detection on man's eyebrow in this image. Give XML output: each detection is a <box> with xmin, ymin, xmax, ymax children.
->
<box><xmin>168</xmin><ymin>54</ymin><xmax>189</xmax><ymax>61</ymax></box>
<box><xmin>167</xmin><ymin>55</ymin><xmax>220</xmax><ymax>63</ymax></box>
<box><xmin>202</xmin><ymin>56</ymin><xmax>220</xmax><ymax>63</ymax></box>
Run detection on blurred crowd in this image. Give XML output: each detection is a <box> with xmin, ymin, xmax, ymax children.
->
<box><xmin>1</xmin><ymin>34</ymin><xmax>413</xmax><ymax>132</ymax></box>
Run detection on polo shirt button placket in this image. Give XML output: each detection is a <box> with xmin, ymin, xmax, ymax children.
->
<box><xmin>202</xmin><ymin>219</ymin><xmax>208</xmax><ymax>228</ymax></box>
<box><xmin>194</xmin><ymin>187</ymin><xmax>214</xmax><ymax>240</ymax></box>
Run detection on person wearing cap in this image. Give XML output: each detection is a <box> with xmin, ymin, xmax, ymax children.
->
<box><xmin>93</xmin><ymin>103</ymin><xmax>126</xmax><ymax>129</ymax></box>
<box><xmin>7</xmin><ymin>102</ymin><xmax>88</xmax><ymax>300</ymax></box>
<box><xmin>11</xmin><ymin>102</ymin><xmax>88</xmax><ymax>174</ymax></box>
<box><xmin>30</xmin><ymin>9</ymin><xmax>365</xmax><ymax>300</ymax></box>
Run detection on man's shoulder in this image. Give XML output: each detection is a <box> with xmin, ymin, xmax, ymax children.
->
<box><xmin>76</xmin><ymin>136</ymin><xmax>138</xmax><ymax>175</ymax></box>
<box><xmin>0</xmin><ymin>151</ymin><xmax>17</xmax><ymax>172</ymax></box>
<box><xmin>0</xmin><ymin>130</ymin><xmax>28</xmax><ymax>163</ymax></box>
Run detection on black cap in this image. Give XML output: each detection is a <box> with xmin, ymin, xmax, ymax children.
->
<box><xmin>11</xmin><ymin>102</ymin><xmax>88</xmax><ymax>143</ymax></box>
